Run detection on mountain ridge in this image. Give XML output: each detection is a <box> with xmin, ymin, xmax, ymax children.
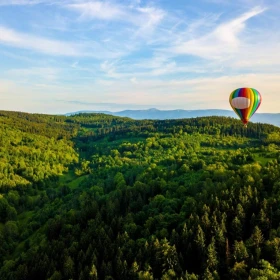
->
<box><xmin>65</xmin><ymin>108</ymin><xmax>280</xmax><ymax>127</ymax></box>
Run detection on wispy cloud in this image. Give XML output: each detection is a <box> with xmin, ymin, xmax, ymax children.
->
<box><xmin>68</xmin><ymin>1</ymin><xmax>124</xmax><ymax>21</ymax></box>
<box><xmin>133</xmin><ymin>6</ymin><xmax>165</xmax><ymax>37</ymax></box>
<box><xmin>0</xmin><ymin>26</ymin><xmax>126</xmax><ymax>58</ymax></box>
<box><xmin>0</xmin><ymin>0</ymin><xmax>43</xmax><ymax>5</ymax></box>
<box><xmin>66</xmin><ymin>0</ymin><xmax>165</xmax><ymax>41</ymax></box>
<box><xmin>66</xmin><ymin>1</ymin><xmax>165</xmax><ymax>27</ymax></box>
<box><xmin>0</xmin><ymin>0</ymin><xmax>63</xmax><ymax>6</ymax></box>
<box><xmin>100</xmin><ymin>60</ymin><xmax>120</xmax><ymax>77</ymax></box>
<box><xmin>0</xmin><ymin>26</ymin><xmax>83</xmax><ymax>56</ymax></box>
<box><xmin>171</xmin><ymin>6</ymin><xmax>266</xmax><ymax>59</ymax></box>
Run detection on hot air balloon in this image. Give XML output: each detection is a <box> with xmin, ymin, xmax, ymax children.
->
<box><xmin>229</xmin><ymin>88</ymin><xmax>262</xmax><ymax>127</ymax></box>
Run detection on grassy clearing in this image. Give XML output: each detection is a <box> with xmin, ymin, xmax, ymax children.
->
<box><xmin>253</xmin><ymin>152</ymin><xmax>274</xmax><ymax>165</ymax></box>
<box><xmin>59</xmin><ymin>170</ymin><xmax>76</xmax><ymax>184</ymax></box>
<box><xmin>59</xmin><ymin>170</ymin><xmax>88</xmax><ymax>189</ymax></box>
<box><xmin>68</xmin><ymin>175</ymin><xmax>89</xmax><ymax>189</ymax></box>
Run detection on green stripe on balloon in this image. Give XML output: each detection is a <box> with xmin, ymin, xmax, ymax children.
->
<box><xmin>248</xmin><ymin>88</ymin><xmax>260</xmax><ymax>119</ymax></box>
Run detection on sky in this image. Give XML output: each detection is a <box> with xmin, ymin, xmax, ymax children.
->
<box><xmin>0</xmin><ymin>0</ymin><xmax>280</xmax><ymax>114</ymax></box>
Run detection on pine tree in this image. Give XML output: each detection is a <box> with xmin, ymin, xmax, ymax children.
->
<box><xmin>233</xmin><ymin>240</ymin><xmax>249</xmax><ymax>262</ymax></box>
<box><xmin>206</xmin><ymin>237</ymin><xmax>218</xmax><ymax>270</ymax></box>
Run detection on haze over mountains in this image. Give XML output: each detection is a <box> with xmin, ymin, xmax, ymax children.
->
<box><xmin>66</xmin><ymin>108</ymin><xmax>280</xmax><ymax>127</ymax></box>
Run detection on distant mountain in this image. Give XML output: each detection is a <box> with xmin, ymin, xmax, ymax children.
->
<box><xmin>66</xmin><ymin>108</ymin><xmax>280</xmax><ymax>127</ymax></box>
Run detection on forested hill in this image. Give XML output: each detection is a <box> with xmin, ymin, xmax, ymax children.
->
<box><xmin>66</xmin><ymin>109</ymin><xmax>280</xmax><ymax>127</ymax></box>
<box><xmin>1</xmin><ymin>110</ymin><xmax>280</xmax><ymax>279</ymax></box>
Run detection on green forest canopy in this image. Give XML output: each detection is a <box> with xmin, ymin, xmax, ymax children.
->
<box><xmin>1</xmin><ymin>110</ymin><xmax>280</xmax><ymax>279</ymax></box>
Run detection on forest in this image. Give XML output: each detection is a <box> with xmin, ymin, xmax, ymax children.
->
<box><xmin>1</xmin><ymin>110</ymin><xmax>280</xmax><ymax>279</ymax></box>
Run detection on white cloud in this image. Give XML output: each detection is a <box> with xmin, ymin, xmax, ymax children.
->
<box><xmin>136</xmin><ymin>6</ymin><xmax>165</xmax><ymax>28</ymax></box>
<box><xmin>0</xmin><ymin>0</ymin><xmax>63</xmax><ymax>6</ymax></box>
<box><xmin>0</xmin><ymin>0</ymin><xmax>42</xmax><ymax>5</ymax></box>
<box><xmin>171</xmin><ymin>6</ymin><xmax>266</xmax><ymax>59</ymax></box>
<box><xmin>96</xmin><ymin>54</ymin><xmax>218</xmax><ymax>80</ymax></box>
<box><xmin>100</xmin><ymin>60</ymin><xmax>120</xmax><ymax>77</ymax></box>
<box><xmin>0</xmin><ymin>26</ymin><xmax>126</xmax><ymax>58</ymax></box>
<box><xmin>214</xmin><ymin>7</ymin><xmax>266</xmax><ymax>45</ymax></box>
<box><xmin>66</xmin><ymin>1</ymin><xmax>165</xmax><ymax>31</ymax></box>
<box><xmin>0</xmin><ymin>26</ymin><xmax>82</xmax><ymax>56</ymax></box>
<box><xmin>68</xmin><ymin>1</ymin><xmax>124</xmax><ymax>20</ymax></box>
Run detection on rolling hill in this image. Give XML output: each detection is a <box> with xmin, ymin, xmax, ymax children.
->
<box><xmin>66</xmin><ymin>108</ymin><xmax>280</xmax><ymax>127</ymax></box>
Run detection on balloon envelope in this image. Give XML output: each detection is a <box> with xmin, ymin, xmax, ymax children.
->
<box><xmin>229</xmin><ymin>88</ymin><xmax>262</xmax><ymax>126</ymax></box>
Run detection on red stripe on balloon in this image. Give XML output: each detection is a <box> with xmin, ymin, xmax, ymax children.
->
<box><xmin>243</xmin><ymin>88</ymin><xmax>251</xmax><ymax>120</ymax></box>
<box><xmin>238</xmin><ymin>88</ymin><xmax>247</xmax><ymax>97</ymax></box>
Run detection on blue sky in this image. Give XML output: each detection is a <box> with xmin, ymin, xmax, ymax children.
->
<box><xmin>0</xmin><ymin>0</ymin><xmax>280</xmax><ymax>113</ymax></box>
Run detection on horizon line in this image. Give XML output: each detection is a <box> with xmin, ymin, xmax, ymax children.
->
<box><xmin>1</xmin><ymin>108</ymin><xmax>279</xmax><ymax>115</ymax></box>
